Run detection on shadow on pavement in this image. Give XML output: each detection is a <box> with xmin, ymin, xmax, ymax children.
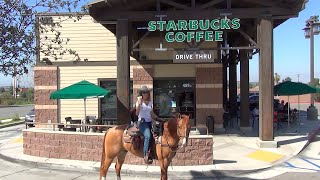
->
<box><xmin>278</xmin><ymin>136</ymin><xmax>308</xmax><ymax>146</ymax></box>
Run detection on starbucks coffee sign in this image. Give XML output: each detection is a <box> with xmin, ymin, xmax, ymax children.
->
<box><xmin>173</xmin><ymin>50</ymin><xmax>216</xmax><ymax>63</ymax></box>
<box><xmin>148</xmin><ymin>18</ymin><xmax>240</xmax><ymax>43</ymax></box>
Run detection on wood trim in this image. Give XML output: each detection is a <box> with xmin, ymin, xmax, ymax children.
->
<box><xmin>160</xmin><ymin>0</ymin><xmax>190</xmax><ymax>10</ymax></box>
<box><xmin>35</xmin><ymin>105</ymin><xmax>58</xmax><ymax>109</ymax></box>
<box><xmin>196</xmin><ymin>64</ymin><xmax>222</xmax><ymax>68</ymax></box>
<box><xmin>34</xmin><ymin>86</ymin><xmax>57</xmax><ymax>90</ymax></box>
<box><xmin>96</xmin><ymin>8</ymin><xmax>297</xmax><ymax>21</ymax></box>
<box><xmin>36</xmin><ymin>61</ymin><xmax>118</xmax><ymax>66</ymax></box>
<box><xmin>132</xmin><ymin>65</ymin><xmax>153</xmax><ymax>69</ymax></box>
<box><xmin>196</xmin><ymin>104</ymin><xmax>223</xmax><ymax>108</ymax></box>
<box><xmin>196</xmin><ymin>84</ymin><xmax>223</xmax><ymax>88</ymax></box>
<box><xmin>199</xmin><ymin>0</ymin><xmax>224</xmax><ymax>9</ymax></box>
<box><xmin>34</xmin><ymin>66</ymin><xmax>58</xmax><ymax>70</ymax></box>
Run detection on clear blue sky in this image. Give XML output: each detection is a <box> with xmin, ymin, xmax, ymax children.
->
<box><xmin>0</xmin><ymin>0</ymin><xmax>319</xmax><ymax>86</ymax></box>
<box><xmin>244</xmin><ymin>0</ymin><xmax>320</xmax><ymax>83</ymax></box>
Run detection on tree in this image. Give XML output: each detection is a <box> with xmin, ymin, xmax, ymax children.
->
<box><xmin>309</xmin><ymin>78</ymin><xmax>320</xmax><ymax>87</ymax></box>
<box><xmin>0</xmin><ymin>0</ymin><xmax>88</xmax><ymax>76</ymax></box>
<box><xmin>283</xmin><ymin>77</ymin><xmax>292</xmax><ymax>82</ymax></box>
<box><xmin>274</xmin><ymin>73</ymin><xmax>281</xmax><ymax>85</ymax></box>
<box><xmin>0</xmin><ymin>87</ymin><xmax>5</xmax><ymax>93</ymax></box>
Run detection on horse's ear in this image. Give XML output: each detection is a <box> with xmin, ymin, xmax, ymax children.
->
<box><xmin>177</xmin><ymin>113</ymin><xmax>181</xmax><ymax>119</ymax></box>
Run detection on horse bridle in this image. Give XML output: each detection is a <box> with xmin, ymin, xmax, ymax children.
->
<box><xmin>161</xmin><ymin>114</ymin><xmax>189</xmax><ymax>152</ymax></box>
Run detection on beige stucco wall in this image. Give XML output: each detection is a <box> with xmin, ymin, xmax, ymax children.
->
<box><xmin>39</xmin><ymin>14</ymin><xmax>135</xmax><ymax>62</ymax></box>
<box><xmin>153</xmin><ymin>64</ymin><xmax>195</xmax><ymax>77</ymax></box>
<box><xmin>58</xmin><ymin>66</ymin><xmax>134</xmax><ymax>122</ymax></box>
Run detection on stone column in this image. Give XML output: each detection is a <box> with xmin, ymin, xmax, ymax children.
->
<box><xmin>34</xmin><ymin>66</ymin><xmax>59</xmax><ymax>127</ymax></box>
<box><xmin>240</xmin><ymin>50</ymin><xmax>250</xmax><ymax>129</ymax></box>
<box><xmin>116</xmin><ymin>19</ymin><xmax>130</xmax><ymax>125</ymax></box>
<box><xmin>257</xmin><ymin>17</ymin><xmax>277</xmax><ymax>148</ymax></box>
<box><xmin>195</xmin><ymin>64</ymin><xmax>224</xmax><ymax>132</ymax></box>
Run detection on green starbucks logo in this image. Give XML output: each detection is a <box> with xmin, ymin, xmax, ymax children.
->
<box><xmin>148</xmin><ymin>18</ymin><xmax>240</xmax><ymax>43</ymax></box>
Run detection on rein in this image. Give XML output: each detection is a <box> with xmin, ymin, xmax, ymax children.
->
<box><xmin>158</xmin><ymin>117</ymin><xmax>188</xmax><ymax>152</ymax></box>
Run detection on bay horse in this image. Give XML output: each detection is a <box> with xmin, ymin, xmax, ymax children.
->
<box><xmin>99</xmin><ymin>114</ymin><xmax>191</xmax><ymax>180</ymax></box>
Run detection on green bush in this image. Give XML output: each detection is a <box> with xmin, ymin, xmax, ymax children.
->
<box><xmin>12</xmin><ymin>113</ymin><xmax>21</xmax><ymax>121</ymax></box>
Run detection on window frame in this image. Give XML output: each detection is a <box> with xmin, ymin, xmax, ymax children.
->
<box><xmin>97</xmin><ymin>78</ymin><xmax>133</xmax><ymax>122</ymax></box>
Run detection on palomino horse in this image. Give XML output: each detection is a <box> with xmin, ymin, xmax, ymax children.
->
<box><xmin>99</xmin><ymin>114</ymin><xmax>191</xmax><ymax>180</ymax></box>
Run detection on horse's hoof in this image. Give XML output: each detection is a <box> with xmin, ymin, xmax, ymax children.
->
<box><xmin>117</xmin><ymin>176</ymin><xmax>121</xmax><ymax>180</ymax></box>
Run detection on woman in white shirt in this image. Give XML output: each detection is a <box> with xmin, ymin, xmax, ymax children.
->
<box><xmin>135</xmin><ymin>85</ymin><xmax>155</xmax><ymax>164</ymax></box>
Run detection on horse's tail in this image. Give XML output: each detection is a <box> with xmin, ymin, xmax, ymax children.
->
<box><xmin>100</xmin><ymin>128</ymin><xmax>109</xmax><ymax>167</ymax></box>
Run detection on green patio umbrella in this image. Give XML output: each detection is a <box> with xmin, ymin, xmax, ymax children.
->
<box><xmin>274</xmin><ymin>81</ymin><xmax>320</xmax><ymax>126</ymax></box>
<box><xmin>50</xmin><ymin>80</ymin><xmax>109</xmax><ymax>123</ymax></box>
<box><xmin>274</xmin><ymin>81</ymin><xmax>320</xmax><ymax>96</ymax></box>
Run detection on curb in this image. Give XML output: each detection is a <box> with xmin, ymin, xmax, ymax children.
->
<box><xmin>0</xmin><ymin>152</ymin><xmax>256</xmax><ymax>179</ymax></box>
<box><xmin>0</xmin><ymin>120</ymin><xmax>25</xmax><ymax>129</ymax></box>
<box><xmin>299</xmin><ymin>124</ymin><xmax>320</xmax><ymax>153</ymax></box>
<box><xmin>0</xmin><ymin>104</ymin><xmax>34</xmax><ymax>108</ymax></box>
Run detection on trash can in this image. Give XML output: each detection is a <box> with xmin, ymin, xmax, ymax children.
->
<box><xmin>206</xmin><ymin>115</ymin><xmax>214</xmax><ymax>134</ymax></box>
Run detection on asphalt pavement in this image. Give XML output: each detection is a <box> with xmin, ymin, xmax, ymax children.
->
<box><xmin>0</xmin><ymin>105</ymin><xmax>33</xmax><ymax>119</ymax></box>
<box><xmin>0</xmin><ymin>124</ymin><xmax>24</xmax><ymax>147</ymax></box>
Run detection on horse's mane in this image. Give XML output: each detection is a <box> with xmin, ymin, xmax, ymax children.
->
<box><xmin>163</xmin><ymin>114</ymin><xmax>189</xmax><ymax>137</ymax></box>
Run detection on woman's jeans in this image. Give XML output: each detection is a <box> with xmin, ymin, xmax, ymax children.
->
<box><xmin>138</xmin><ymin>120</ymin><xmax>151</xmax><ymax>157</ymax></box>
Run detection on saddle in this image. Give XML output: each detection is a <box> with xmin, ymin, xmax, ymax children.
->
<box><xmin>123</xmin><ymin>119</ymin><xmax>164</xmax><ymax>157</ymax></box>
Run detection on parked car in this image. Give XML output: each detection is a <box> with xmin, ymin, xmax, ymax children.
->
<box><xmin>25</xmin><ymin>109</ymin><xmax>35</xmax><ymax>127</ymax></box>
<box><xmin>237</xmin><ymin>92</ymin><xmax>259</xmax><ymax>103</ymax></box>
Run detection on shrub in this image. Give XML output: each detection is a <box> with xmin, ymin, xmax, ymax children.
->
<box><xmin>12</xmin><ymin>113</ymin><xmax>21</xmax><ymax>121</ymax></box>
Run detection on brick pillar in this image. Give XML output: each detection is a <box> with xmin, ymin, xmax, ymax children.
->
<box><xmin>195</xmin><ymin>64</ymin><xmax>223</xmax><ymax>130</ymax></box>
<box><xmin>34</xmin><ymin>66</ymin><xmax>59</xmax><ymax>126</ymax></box>
<box><xmin>133</xmin><ymin>65</ymin><xmax>153</xmax><ymax>105</ymax></box>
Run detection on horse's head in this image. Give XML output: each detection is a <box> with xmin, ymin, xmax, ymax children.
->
<box><xmin>176</xmin><ymin>113</ymin><xmax>191</xmax><ymax>148</ymax></box>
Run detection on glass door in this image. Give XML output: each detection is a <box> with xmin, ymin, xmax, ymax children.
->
<box><xmin>153</xmin><ymin>79</ymin><xmax>196</xmax><ymax>126</ymax></box>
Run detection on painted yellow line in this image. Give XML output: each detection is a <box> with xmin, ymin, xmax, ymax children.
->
<box><xmin>12</xmin><ymin>138</ymin><xmax>23</xmax><ymax>143</ymax></box>
<box><xmin>247</xmin><ymin>150</ymin><xmax>285</xmax><ymax>163</ymax></box>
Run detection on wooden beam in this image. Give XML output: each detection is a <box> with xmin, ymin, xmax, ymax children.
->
<box><xmin>156</xmin><ymin>0</ymin><xmax>161</xmax><ymax>11</ymax></box>
<box><xmin>125</xmin><ymin>0</ymin><xmax>154</xmax><ymax>10</ymax></box>
<box><xmin>191</xmin><ymin>0</ymin><xmax>195</xmax><ymax>8</ymax></box>
<box><xmin>116</xmin><ymin>19</ymin><xmax>131</xmax><ymax>125</ymax></box>
<box><xmin>227</xmin><ymin>0</ymin><xmax>231</xmax><ymax>9</ymax></box>
<box><xmin>229</xmin><ymin>51</ymin><xmax>238</xmax><ymax>117</ymax></box>
<box><xmin>133</xmin><ymin>46</ymin><xmax>259</xmax><ymax>52</ymax></box>
<box><xmin>96</xmin><ymin>8</ymin><xmax>297</xmax><ymax>21</ymax></box>
<box><xmin>199</xmin><ymin>0</ymin><xmax>224</xmax><ymax>9</ymax></box>
<box><xmin>240</xmin><ymin>49</ymin><xmax>250</xmax><ymax>127</ymax></box>
<box><xmin>160</xmin><ymin>0</ymin><xmax>190</xmax><ymax>10</ymax></box>
<box><xmin>237</xmin><ymin>29</ymin><xmax>257</xmax><ymax>46</ymax></box>
<box><xmin>194</xmin><ymin>39</ymin><xmax>205</xmax><ymax>48</ymax></box>
<box><xmin>183</xmin><ymin>41</ymin><xmax>193</xmax><ymax>48</ymax></box>
<box><xmin>133</xmin><ymin>31</ymin><xmax>151</xmax><ymax>48</ymax></box>
<box><xmin>258</xmin><ymin>17</ymin><xmax>274</xmax><ymax>141</ymax></box>
<box><xmin>243</xmin><ymin>0</ymin><xmax>292</xmax><ymax>10</ymax></box>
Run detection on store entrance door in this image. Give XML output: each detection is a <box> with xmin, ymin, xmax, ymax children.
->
<box><xmin>153</xmin><ymin>79</ymin><xmax>196</xmax><ymax>126</ymax></box>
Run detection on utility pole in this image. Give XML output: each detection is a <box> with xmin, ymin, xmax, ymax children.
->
<box><xmin>303</xmin><ymin>15</ymin><xmax>320</xmax><ymax>120</ymax></box>
<box><xmin>12</xmin><ymin>65</ymin><xmax>17</xmax><ymax>99</ymax></box>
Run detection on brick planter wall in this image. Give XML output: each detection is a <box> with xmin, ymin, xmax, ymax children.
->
<box><xmin>23</xmin><ymin>129</ymin><xmax>213</xmax><ymax>166</ymax></box>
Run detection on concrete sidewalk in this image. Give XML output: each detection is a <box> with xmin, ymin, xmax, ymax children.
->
<box><xmin>0</xmin><ymin>119</ymin><xmax>319</xmax><ymax>179</ymax></box>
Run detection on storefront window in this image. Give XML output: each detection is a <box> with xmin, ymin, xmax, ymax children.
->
<box><xmin>153</xmin><ymin>79</ymin><xmax>196</xmax><ymax>126</ymax></box>
<box><xmin>99</xmin><ymin>80</ymin><xmax>133</xmax><ymax>124</ymax></box>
